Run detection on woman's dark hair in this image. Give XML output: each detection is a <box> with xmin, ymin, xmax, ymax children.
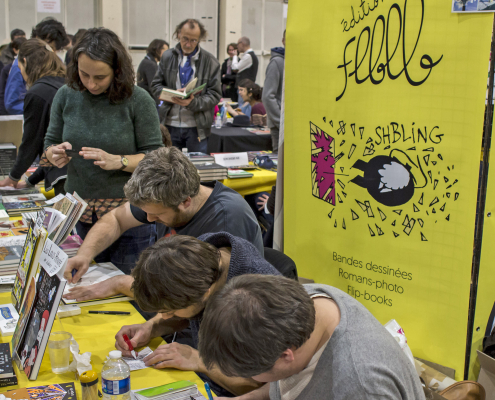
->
<box><xmin>31</xmin><ymin>18</ymin><xmax>69</xmax><ymax>51</ymax></box>
<box><xmin>238</xmin><ymin>79</ymin><xmax>262</xmax><ymax>101</ymax></box>
<box><xmin>173</xmin><ymin>19</ymin><xmax>207</xmax><ymax>41</ymax></box>
<box><xmin>147</xmin><ymin>39</ymin><xmax>169</xmax><ymax>61</ymax></box>
<box><xmin>72</xmin><ymin>29</ymin><xmax>88</xmax><ymax>46</ymax></box>
<box><xmin>12</xmin><ymin>37</ymin><xmax>27</xmax><ymax>52</ymax></box>
<box><xmin>18</xmin><ymin>39</ymin><xmax>66</xmax><ymax>86</ymax></box>
<box><xmin>226</xmin><ymin>42</ymin><xmax>237</xmax><ymax>53</ymax></box>
<box><xmin>67</xmin><ymin>28</ymin><xmax>135</xmax><ymax>104</ymax></box>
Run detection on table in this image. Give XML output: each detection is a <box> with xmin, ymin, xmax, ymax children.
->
<box><xmin>0</xmin><ymin>293</ymin><xmax>207</xmax><ymax>398</ymax></box>
<box><xmin>221</xmin><ymin>168</ymin><xmax>277</xmax><ymax>197</ymax></box>
<box><xmin>207</xmin><ymin>126</ymin><xmax>272</xmax><ymax>153</ymax></box>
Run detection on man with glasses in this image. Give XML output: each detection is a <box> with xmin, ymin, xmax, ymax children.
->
<box><xmin>232</xmin><ymin>37</ymin><xmax>258</xmax><ymax>88</ymax></box>
<box><xmin>152</xmin><ymin>19</ymin><xmax>221</xmax><ymax>153</ymax></box>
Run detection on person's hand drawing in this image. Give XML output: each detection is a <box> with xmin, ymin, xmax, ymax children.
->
<box><xmin>63</xmin><ymin>277</ymin><xmax>120</xmax><ymax>301</ymax></box>
<box><xmin>64</xmin><ymin>255</ymin><xmax>92</xmax><ymax>283</ymax></box>
<box><xmin>143</xmin><ymin>342</ymin><xmax>201</xmax><ymax>372</ymax></box>
<box><xmin>80</xmin><ymin>147</ymin><xmax>122</xmax><ymax>170</ymax></box>
<box><xmin>49</xmin><ymin>142</ymin><xmax>72</xmax><ymax>168</ymax></box>
<box><xmin>115</xmin><ymin>323</ymin><xmax>152</xmax><ymax>356</ymax></box>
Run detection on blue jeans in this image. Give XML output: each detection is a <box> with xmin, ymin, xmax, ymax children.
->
<box><xmin>166</xmin><ymin>125</ymin><xmax>208</xmax><ymax>153</ymax></box>
<box><xmin>75</xmin><ymin>221</ymin><xmax>155</xmax><ymax>275</ymax></box>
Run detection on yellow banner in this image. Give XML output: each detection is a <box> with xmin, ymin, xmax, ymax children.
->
<box><xmin>285</xmin><ymin>0</ymin><xmax>492</xmax><ymax>377</ymax></box>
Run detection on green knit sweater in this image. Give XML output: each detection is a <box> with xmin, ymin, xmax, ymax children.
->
<box><xmin>44</xmin><ymin>85</ymin><xmax>163</xmax><ymax>199</ymax></box>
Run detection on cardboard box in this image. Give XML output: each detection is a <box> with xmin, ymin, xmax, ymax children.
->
<box><xmin>477</xmin><ymin>350</ymin><xmax>495</xmax><ymax>400</ymax></box>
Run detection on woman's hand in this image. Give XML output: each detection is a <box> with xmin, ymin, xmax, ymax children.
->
<box><xmin>16</xmin><ymin>181</ymin><xmax>28</xmax><ymax>189</ymax></box>
<box><xmin>48</xmin><ymin>142</ymin><xmax>72</xmax><ymax>168</ymax></box>
<box><xmin>80</xmin><ymin>147</ymin><xmax>122</xmax><ymax>170</ymax></box>
<box><xmin>0</xmin><ymin>177</ymin><xmax>17</xmax><ymax>188</ymax></box>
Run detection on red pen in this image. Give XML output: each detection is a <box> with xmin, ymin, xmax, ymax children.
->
<box><xmin>122</xmin><ymin>334</ymin><xmax>137</xmax><ymax>359</ymax></box>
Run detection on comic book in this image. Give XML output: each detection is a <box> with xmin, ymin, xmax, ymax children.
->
<box><xmin>13</xmin><ymin>265</ymin><xmax>67</xmax><ymax>380</ymax></box>
<box><xmin>1</xmin><ymin>382</ymin><xmax>76</xmax><ymax>400</ymax></box>
<box><xmin>11</xmin><ymin>220</ymin><xmax>47</xmax><ymax>312</ymax></box>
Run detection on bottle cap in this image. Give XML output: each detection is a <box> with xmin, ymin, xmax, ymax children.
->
<box><xmin>80</xmin><ymin>370</ymin><xmax>98</xmax><ymax>386</ymax></box>
<box><xmin>109</xmin><ymin>350</ymin><xmax>122</xmax><ymax>359</ymax></box>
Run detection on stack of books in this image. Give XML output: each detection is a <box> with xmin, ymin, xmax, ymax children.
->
<box><xmin>0</xmin><ymin>343</ymin><xmax>17</xmax><ymax>386</ymax></box>
<box><xmin>60</xmin><ymin>235</ymin><xmax>83</xmax><ymax>258</ymax></box>
<box><xmin>187</xmin><ymin>151</ymin><xmax>215</xmax><ymax>164</ymax></box>
<box><xmin>20</xmin><ymin>192</ymin><xmax>87</xmax><ymax>246</ymax></box>
<box><xmin>0</xmin><ymin>143</ymin><xmax>16</xmax><ymax>175</ymax></box>
<box><xmin>132</xmin><ymin>381</ymin><xmax>206</xmax><ymax>400</ymax></box>
<box><xmin>0</xmin><ymin>235</ymin><xmax>26</xmax><ymax>277</ymax></box>
<box><xmin>47</xmin><ymin>193</ymin><xmax>87</xmax><ymax>245</ymax></box>
<box><xmin>195</xmin><ymin>162</ymin><xmax>228</xmax><ymax>181</ymax></box>
<box><xmin>1</xmin><ymin>193</ymin><xmax>47</xmax><ymax>216</ymax></box>
<box><xmin>228</xmin><ymin>169</ymin><xmax>254</xmax><ymax>179</ymax></box>
<box><xmin>0</xmin><ymin>275</ymin><xmax>15</xmax><ymax>294</ymax></box>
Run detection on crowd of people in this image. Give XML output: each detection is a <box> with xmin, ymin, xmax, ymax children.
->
<box><xmin>0</xmin><ymin>17</ymin><xmax>423</xmax><ymax>400</ymax></box>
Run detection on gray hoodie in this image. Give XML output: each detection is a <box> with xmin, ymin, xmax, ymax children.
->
<box><xmin>262</xmin><ymin>47</ymin><xmax>285</xmax><ymax>130</ymax></box>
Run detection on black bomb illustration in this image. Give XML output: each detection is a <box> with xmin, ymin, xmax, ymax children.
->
<box><xmin>310</xmin><ymin>120</ymin><xmax>460</xmax><ymax>241</ymax></box>
<box><xmin>350</xmin><ymin>155</ymin><xmax>417</xmax><ymax>207</ymax></box>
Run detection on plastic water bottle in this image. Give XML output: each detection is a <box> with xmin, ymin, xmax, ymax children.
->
<box><xmin>215</xmin><ymin>112</ymin><xmax>222</xmax><ymax>129</ymax></box>
<box><xmin>101</xmin><ymin>350</ymin><xmax>131</xmax><ymax>400</ymax></box>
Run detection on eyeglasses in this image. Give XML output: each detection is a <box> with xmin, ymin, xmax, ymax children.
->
<box><xmin>180</xmin><ymin>36</ymin><xmax>199</xmax><ymax>45</ymax></box>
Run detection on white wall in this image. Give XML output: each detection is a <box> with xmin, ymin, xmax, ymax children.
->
<box><xmin>1</xmin><ymin>0</ymin><xmax>286</xmax><ymax>86</ymax></box>
<box><xmin>1</xmin><ymin>0</ymin><xmax>97</xmax><ymax>45</ymax></box>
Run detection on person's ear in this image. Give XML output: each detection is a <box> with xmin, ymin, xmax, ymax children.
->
<box><xmin>279</xmin><ymin>349</ymin><xmax>295</xmax><ymax>363</ymax></box>
<box><xmin>179</xmin><ymin>197</ymin><xmax>192</xmax><ymax>210</ymax></box>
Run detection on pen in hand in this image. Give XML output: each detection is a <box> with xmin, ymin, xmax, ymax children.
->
<box><xmin>204</xmin><ymin>383</ymin><xmax>213</xmax><ymax>400</ymax></box>
<box><xmin>122</xmin><ymin>334</ymin><xmax>137</xmax><ymax>360</ymax></box>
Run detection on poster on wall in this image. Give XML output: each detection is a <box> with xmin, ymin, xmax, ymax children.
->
<box><xmin>452</xmin><ymin>0</ymin><xmax>495</xmax><ymax>12</ymax></box>
<box><xmin>285</xmin><ymin>0</ymin><xmax>492</xmax><ymax>377</ymax></box>
<box><xmin>37</xmin><ymin>0</ymin><xmax>61</xmax><ymax>14</ymax></box>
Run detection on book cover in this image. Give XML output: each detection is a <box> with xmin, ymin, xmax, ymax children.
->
<box><xmin>12</xmin><ymin>277</ymin><xmax>36</xmax><ymax>354</ymax></box>
<box><xmin>228</xmin><ymin>169</ymin><xmax>254</xmax><ymax>179</ymax></box>
<box><xmin>1</xmin><ymin>382</ymin><xmax>76</xmax><ymax>400</ymax></box>
<box><xmin>0</xmin><ymin>230</ymin><xmax>14</xmax><ymax>238</ymax></box>
<box><xmin>4</xmin><ymin>201</ymin><xmax>41</xmax><ymax>211</ymax></box>
<box><xmin>2</xmin><ymin>194</ymin><xmax>46</xmax><ymax>203</ymax></box>
<box><xmin>0</xmin><ymin>342</ymin><xmax>17</xmax><ymax>387</ymax></box>
<box><xmin>12</xmin><ymin>228</ymin><xmax>47</xmax><ymax>313</ymax></box>
<box><xmin>194</xmin><ymin>162</ymin><xmax>228</xmax><ymax>173</ymax></box>
<box><xmin>11</xmin><ymin>220</ymin><xmax>37</xmax><ymax>311</ymax></box>
<box><xmin>0</xmin><ymin>243</ymin><xmax>23</xmax><ymax>265</ymax></box>
<box><xmin>0</xmin><ymin>220</ymin><xmax>27</xmax><ymax>231</ymax></box>
<box><xmin>15</xmin><ymin>266</ymin><xmax>67</xmax><ymax>379</ymax></box>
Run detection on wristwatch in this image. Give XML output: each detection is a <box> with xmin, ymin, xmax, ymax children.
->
<box><xmin>120</xmin><ymin>156</ymin><xmax>129</xmax><ymax>170</ymax></box>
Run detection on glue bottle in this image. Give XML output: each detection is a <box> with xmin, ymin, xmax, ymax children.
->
<box><xmin>80</xmin><ymin>370</ymin><xmax>99</xmax><ymax>400</ymax></box>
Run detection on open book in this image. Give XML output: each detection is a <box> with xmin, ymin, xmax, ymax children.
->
<box><xmin>62</xmin><ymin>262</ymin><xmax>132</xmax><ymax>306</ymax></box>
<box><xmin>159</xmin><ymin>77</ymin><xmax>206</xmax><ymax>102</ymax></box>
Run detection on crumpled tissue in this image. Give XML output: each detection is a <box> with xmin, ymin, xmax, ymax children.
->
<box><xmin>68</xmin><ymin>337</ymin><xmax>92</xmax><ymax>376</ymax></box>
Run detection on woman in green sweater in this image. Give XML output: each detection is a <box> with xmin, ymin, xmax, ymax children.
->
<box><xmin>44</xmin><ymin>28</ymin><xmax>163</xmax><ymax>274</ymax></box>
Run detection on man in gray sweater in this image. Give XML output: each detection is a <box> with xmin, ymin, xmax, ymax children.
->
<box><xmin>199</xmin><ymin>275</ymin><xmax>425</xmax><ymax>400</ymax></box>
<box><xmin>262</xmin><ymin>31</ymin><xmax>285</xmax><ymax>153</ymax></box>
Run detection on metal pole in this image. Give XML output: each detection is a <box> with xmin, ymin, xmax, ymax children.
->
<box><xmin>464</xmin><ymin>13</ymin><xmax>495</xmax><ymax>380</ymax></box>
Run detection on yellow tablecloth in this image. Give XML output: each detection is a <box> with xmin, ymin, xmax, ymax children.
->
<box><xmin>221</xmin><ymin>168</ymin><xmax>277</xmax><ymax>197</ymax></box>
<box><xmin>0</xmin><ymin>293</ymin><xmax>208</xmax><ymax>397</ymax></box>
